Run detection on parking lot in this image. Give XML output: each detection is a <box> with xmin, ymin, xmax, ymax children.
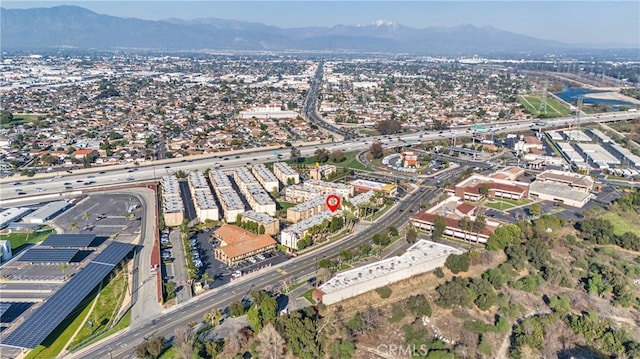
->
<box><xmin>190</xmin><ymin>229</ymin><xmax>290</xmax><ymax>289</ymax></box>
<box><xmin>54</xmin><ymin>194</ymin><xmax>142</xmax><ymax>239</ymax></box>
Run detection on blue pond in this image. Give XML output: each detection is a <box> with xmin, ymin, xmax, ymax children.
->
<box><xmin>554</xmin><ymin>87</ymin><xmax>636</xmax><ymax>107</ymax></box>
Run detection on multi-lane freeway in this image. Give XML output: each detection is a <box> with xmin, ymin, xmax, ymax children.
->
<box><xmin>0</xmin><ymin>111</ymin><xmax>632</xmax><ymax>203</ymax></box>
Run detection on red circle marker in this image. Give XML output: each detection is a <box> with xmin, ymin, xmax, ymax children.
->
<box><xmin>326</xmin><ymin>194</ymin><xmax>340</xmax><ymax>212</ymax></box>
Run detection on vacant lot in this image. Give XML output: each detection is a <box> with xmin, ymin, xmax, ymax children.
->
<box><xmin>598</xmin><ymin>211</ymin><xmax>640</xmax><ymax>236</ymax></box>
<box><xmin>518</xmin><ymin>94</ymin><xmax>571</xmax><ymax>118</ymax></box>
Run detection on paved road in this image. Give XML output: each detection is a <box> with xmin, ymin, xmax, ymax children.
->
<box><xmin>67</xmin><ymin>181</ymin><xmax>443</xmax><ymax>359</ymax></box>
<box><xmin>2</xmin><ymin>112</ymin><xmax>633</xmax><ymax>203</ymax></box>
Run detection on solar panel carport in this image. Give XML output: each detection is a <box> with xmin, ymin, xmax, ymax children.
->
<box><xmin>0</xmin><ymin>241</ymin><xmax>135</xmax><ymax>349</ymax></box>
<box><xmin>40</xmin><ymin>234</ymin><xmax>98</xmax><ymax>248</ymax></box>
<box><xmin>17</xmin><ymin>248</ymin><xmax>80</xmax><ymax>263</ymax></box>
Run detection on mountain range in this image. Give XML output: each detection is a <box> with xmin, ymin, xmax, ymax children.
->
<box><xmin>0</xmin><ymin>5</ymin><xmax>630</xmax><ymax>55</ymax></box>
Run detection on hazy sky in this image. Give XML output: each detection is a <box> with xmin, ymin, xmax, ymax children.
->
<box><xmin>3</xmin><ymin>1</ymin><xmax>639</xmax><ymax>46</ymax></box>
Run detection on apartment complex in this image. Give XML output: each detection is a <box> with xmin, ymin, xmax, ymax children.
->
<box><xmin>187</xmin><ymin>171</ymin><xmax>219</xmax><ymax>222</ymax></box>
<box><xmin>284</xmin><ymin>184</ymin><xmax>323</xmax><ymax>203</ymax></box>
<box><xmin>161</xmin><ymin>175</ymin><xmax>184</xmax><ymax>226</ymax></box>
<box><xmin>273</xmin><ymin>162</ymin><xmax>300</xmax><ymax>185</ymax></box>
<box><xmin>286</xmin><ymin>196</ymin><xmax>327</xmax><ymax>223</ymax></box>
<box><xmin>310</xmin><ymin>164</ymin><xmax>337</xmax><ymax>180</ymax></box>
<box><xmin>281</xmin><ymin>210</ymin><xmax>341</xmax><ymax>250</ymax></box>
<box><xmin>208</xmin><ymin>169</ymin><xmax>245</xmax><ymax>223</ymax></box>
<box><xmin>251</xmin><ymin>164</ymin><xmax>280</xmax><ymax>193</ymax></box>
<box><xmin>234</xmin><ymin>167</ymin><xmax>276</xmax><ymax>216</ymax></box>
<box><xmin>304</xmin><ymin>179</ymin><xmax>355</xmax><ymax>198</ymax></box>
<box><xmin>240</xmin><ymin>210</ymin><xmax>280</xmax><ymax>236</ymax></box>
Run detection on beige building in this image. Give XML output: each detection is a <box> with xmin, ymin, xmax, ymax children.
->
<box><xmin>304</xmin><ymin>179</ymin><xmax>354</xmax><ymax>198</ymax></box>
<box><xmin>310</xmin><ymin>164</ymin><xmax>337</xmax><ymax>180</ymax></box>
<box><xmin>285</xmin><ymin>184</ymin><xmax>323</xmax><ymax>203</ymax></box>
<box><xmin>273</xmin><ymin>162</ymin><xmax>300</xmax><ymax>185</ymax></box>
<box><xmin>286</xmin><ymin>196</ymin><xmax>326</xmax><ymax>223</ymax></box>
<box><xmin>252</xmin><ymin>164</ymin><xmax>280</xmax><ymax>193</ymax></box>
<box><xmin>241</xmin><ymin>210</ymin><xmax>280</xmax><ymax>235</ymax></box>
<box><xmin>188</xmin><ymin>171</ymin><xmax>219</xmax><ymax>222</ymax></box>
<box><xmin>161</xmin><ymin>176</ymin><xmax>184</xmax><ymax>226</ymax></box>
<box><xmin>213</xmin><ymin>225</ymin><xmax>276</xmax><ymax>266</ymax></box>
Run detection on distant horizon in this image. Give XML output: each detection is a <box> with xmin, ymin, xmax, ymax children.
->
<box><xmin>2</xmin><ymin>1</ymin><xmax>639</xmax><ymax>47</ymax></box>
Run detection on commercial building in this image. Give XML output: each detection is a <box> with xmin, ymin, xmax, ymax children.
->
<box><xmin>286</xmin><ymin>196</ymin><xmax>326</xmax><ymax>223</ymax></box>
<box><xmin>161</xmin><ymin>176</ymin><xmax>184</xmax><ymax>226</ymax></box>
<box><xmin>239</xmin><ymin>104</ymin><xmax>299</xmax><ymax>120</ymax></box>
<box><xmin>273</xmin><ymin>162</ymin><xmax>300</xmax><ymax>185</ymax></box>
<box><xmin>0</xmin><ymin>207</ymin><xmax>32</xmax><ymax>229</ymax></box>
<box><xmin>284</xmin><ymin>184</ymin><xmax>323</xmax><ymax>203</ymax></box>
<box><xmin>350</xmin><ymin>179</ymin><xmax>397</xmax><ymax>197</ymax></box>
<box><xmin>22</xmin><ymin>201</ymin><xmax>73</xmax><ymax>224</ymax></box>
<box><xmin>252</xmin><ymin>164</ymin><xmax>279</xmax><ymax>193</ymax></box>
<box><xmin>401</xmin><ymin>151</ymin><xmax>418</xmax><ymax>167</ymax></box>
<box><xmin>240</xmin><ymin>210</ymin><xmax>280</xmax><ymax>235</ymax></box>
<box><xmin>529</xmin><ymin>170</ymin><xmax>595</xmax><ymax>207</ymax></box>
<box><xmin>575</xmin><ymin>143</ymin><xmax>620</xmax><ymax>169</ymax></box>
<box><xmin>314</xmin><ymin>240</ymin><xmax>462</xmax><ymax>305</ymax></box>
<box><xmin>409</xmin><ymin>212</ymin><xmax>496</xmax><ymax>244</ymax></box>
<box><xmin>281</xmin><ymin>210</ymin><xmax>341</xmax><ymax>250</ymax></box>
<box><xmin>448</xmin><ymin>174</ymin><xmax>529</xmax><ymax>202</ymax></box>
<box><xmin>213</xmin><ymin>224</ymin><xmax>276</xmax><ymax>266</ymax></box>
<box><xmin>304</xmin><ymin>179</ymin><xmax>354</xmax><ymax>198</ymax></box>
<box><xmin>310</xmin><ymin>164</ymin><xmax>337</xmax><ymax>180</ymax></box>
<box><xmin>188</xmin><ymin>171</ymin><xmax>219</xmax><ymax>222</ymax></box>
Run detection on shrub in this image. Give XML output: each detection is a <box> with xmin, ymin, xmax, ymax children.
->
<box><xmin>445</xmin><ymin>252</ymin><xmax>470</xmax><ymax>274</ymax></box>
<box><xmin>375</xmin><ymin>286</ymin><xmax>392</xmax><ymax>299</ymax></box>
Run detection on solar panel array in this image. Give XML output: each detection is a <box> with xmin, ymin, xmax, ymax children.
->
<box><xmin>0</xmin><ymin>302</ymin><xmax>12</xmax><ymax>317</ymax></box>
<box><xmin>92</xmin><ymin>241</ymin><xmax>135</xmax><ymax>266</ymax></box>
<box><xmin>40</xmin><ymin>234</ymin><xmax>97</xmax><ymax>248</ymax></box>
<box><xmin>1</xmin><ymin>241</ymin><xmax>135</xmax><ymax>349</ymax></box>
<box><xmin>18</xmin><ymin>248</ymin><xmax>80</xmax><ymax>263</ymax></box>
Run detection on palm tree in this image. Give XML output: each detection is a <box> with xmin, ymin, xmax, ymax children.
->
<box><xmin>201</xmin><ymin>272</ymin><xmax>212</xmax><ymax>288</ymax></box>
<box><xmin>58</xmin><ymin>263</ymin><xmax>69</xmax><ymax>280</ymax></box>
<box><xmin>81</xmin><ymin>211</ymin><xmax>91</xmax><ymax>228</ymax></box>
<box><xmin>68</xmin><ymin>221</ymin><xmax>79</xmax><ymax>233</ymax></box>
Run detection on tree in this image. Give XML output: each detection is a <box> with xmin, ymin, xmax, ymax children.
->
<box><xmin>406</xmin><ymin>225</ymin><xmax>418</xmax><ymax>244</ymax></box>
<box><xmin>328</xmin><ymin>340</ymin><xmax>355</xmax><ymax>359</ymax></box>
<box><xmin>370</xmin><ymin>141</ymin><xmax>384</xmax><ymax>159</ymax></box>
<box><xmin>173</xmin><ymin>326</ymin><xmax>194</xmax><ymax>359</ymax></box>
<box><xmin>376</xmin><ymin>119</ymin><xmax>402</xmax><ymax>135</ymax></box>
<box><xmin>406</xmin><ymin>294</ymin><xmax>432</xmax><ymax>317</ymax></box>
<box><xmin>318</xmin><ymin>258</ymin><xmax>333</xmax><ymax>269</ymax></box>
<box><xmin>486</xmin><ymin>224</ymin><xmax>521</xmax><ymax>250</ymax></box>
<box><xmin>314</xmin><ymin>148</ymin><xmax>329</xmax><ymax>163</ymax></box>
<box><xmin>146</xmin><ymin>335</ymin><xmax>166</xmax><ymax>359</ymax></box>
<box><xmin>472</xmin><ymin>215</ymin><xmax>487</xmax><ymax>235</ymax></box>
<box><xmin>478</xmin><ymin>184</ymin><xmax>490</xmax><ymax>197</ymax></box>
<box><xmin>204</xmin><ymin>308</ymin><xmax>223</xmax><ymax>327</ymax></box>
<box><xmin>529</xmin><ymin>203</ymin><xmax>542</xmax><ymax>216</ymax></box>
<box><xmin>256</xmin><ymin>323</ymin><xmax>286</xmax><ymax>359</ymax></box>
<box><xmin>387</xmin><ymin>226</ymin><xmax>399</xmax><ymax>237</ymax></box>
<box><xmin>247</xmin><ymin>305</ymin><xmax>263</xmax><ymax>332</ymax></box>
<box><xmin>0</xmin><ymin>111</ymin><xmax>13</xmax><ymax>125</ymax></box>
<box><xmin>290</xmin><ymin>147</ymin><xmax>301</xmax><ymax>163</ymax></box>
<box><xmin>229</xmin><ymin>300</ymin><xmax>246</xmax><ymax>317</ymax></box>
<box><xmin>329</xmin><ymin>149</ymin><xmax>345</xmax><ymax>163</ymax></box>
<box><xmin>82</xmin><ymin>211</ymin><xmax>91</xmax><ymax>227</ymax></box>
<box><xmin>432</xmin><ymin>215</ymin><xmax>447</xmax><ymax>241</ymax></box>
<box><xmin>68</xmin><ymin>221</ymin><xmax>79</xmax><ymax>233</ymax></box>
<box><xmin>445</xmin><ymin>253</ymin><xmax>470</xmax><ymax>274</ymax></box>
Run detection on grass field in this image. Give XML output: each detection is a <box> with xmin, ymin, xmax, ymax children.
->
<box><xmin>598</xmin><ymin>211</ymin><xmax>640</xmax><ymax>236</ymax></box>
<box><xmin>25</xmin><ymin>290</ymin><xmax>98</xmax><ymax>359</ymax></box>
<box><xmin>0</xmin><ymin>230</ymin><xmax>53</xmax><ymax>251</ymax></box>
<box><xmin>300</xmin><ymin>288</ymin><xmax>316</xmax><ymax>304</ymax></box>
<box><xmin>276</xmin><ymin>201</ymin><xmax>296</xmax><ymax>211</ymax></box>
<box><xmin>287</xmin><ymin>150</ymin><xmax>373</xmax><ymax>171</ymax></box>
<box><xmin>484</xmin><ymin>198</ymin><xmax>531</xmax><ymax>210</ymax></box>
<box><xmin>518</xmin><ymin>94</ymin><xmax>571</xmax><ymax>118</ymax></box>
<box><xmin>69</xmin><ymin>269</ymin><xmax>128</xmax><ymax>347</ymax></box>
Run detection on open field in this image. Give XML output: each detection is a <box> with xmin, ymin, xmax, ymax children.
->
<box><xmin>287</xmin><ymin>150</ymin><xmax>373</xmax><ymax>171</ymax></box>
<box><xmin>0</xmin><ymin>230</ymin><xmax>53</xmax><ymax>251</ymax></box>
<box><xmin>518</xmin><ymin>94</ymin><xmax>571</xmax><ymax>118</ymax></box>
<box><xmin>598</xmin><ymin>211</ymin><xmax>640</xmax><ymax>236</ymax></box>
